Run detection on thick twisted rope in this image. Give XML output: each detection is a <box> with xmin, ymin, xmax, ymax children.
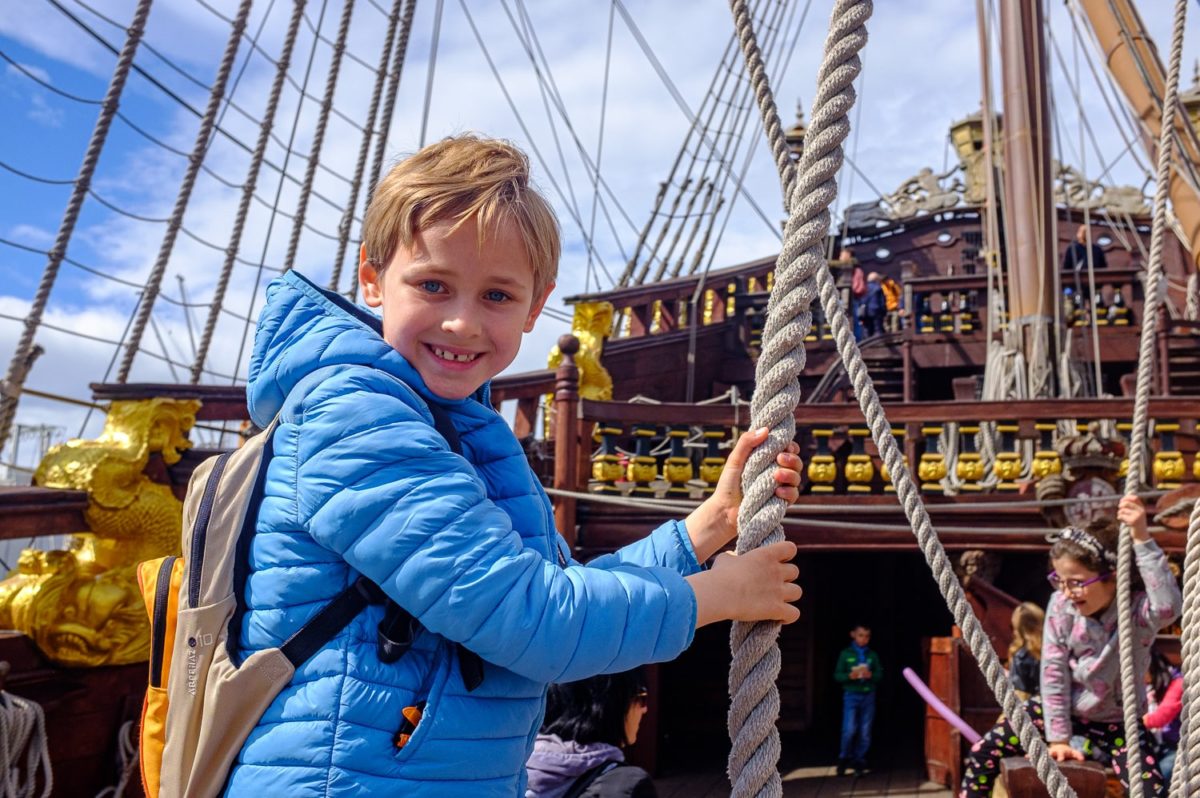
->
<box><xmin>190</xmin><ymin>0</ymin><xmax>307</xmax><ymax>383</ymax></box>
<box><xmin>0</xmin><ymin>0</ymin><xmax>152</xmax><ymax>447</ymax></box>
<box><xmin>727</xmin><ymin>0</ymin><xmax>1075</xmax><ymax>795</ymax></box>
<box><xmin>283</xmin><ymin>0</ymin><xmax>356</xmax><ymax>273</ymax></box>
<box><xmin>1116</xmin><ymin>2</ymin><xmax>1187</xmax><ymax>794</ymax></box>
<box><xmin>115</xmin><ymin>0</ymin><xmax>252</xmax><ymax>383</ymax></box>
<box><xmin>725</xmin><ymin>3</ymin><xmax>869</xmax><ymax>795</ymax></box>
<box><xmin>1170</xmin><ymin>497</ymin><xmax>1200</xmax><ymax>797</ymax></box>
<box><xmin>1187</xmin><ymin>272</ymin><xmax>1199</xmax><ymax>321</ymax></box>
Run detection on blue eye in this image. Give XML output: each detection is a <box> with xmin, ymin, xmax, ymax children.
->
<box><xmin>484</xmin><ymin>289</ymin><xmax>511</xmax><ymax>303</ymax></box>
<box><xmin>420</xmin><ymin>280</ymin><xmax>445</xmax><ymax>294</ymax></box>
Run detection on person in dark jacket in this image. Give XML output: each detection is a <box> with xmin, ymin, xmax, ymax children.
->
<box><xmin>861</xmin><ymin>272</ymin><xmax>887</xmax><ymax>338</ymax></box>
<box><xmin>1007</xmin><ymin>601</ymin><xmax>1044</xmax><ymax>701</ymax></box>
<box><xmin>834</xmin><ymin>623</ymin><xmax>883</xmax><ymax>776</ymax></box>
<box><xmin>526</xmin><ymin>671</ymin><xmax>654</xmax><ymax>798</ymax></box>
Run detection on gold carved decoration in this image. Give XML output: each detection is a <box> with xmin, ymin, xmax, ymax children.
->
<box><xmin>0</xmin><ymin>399</ymin><xmax>197</xmax><ymax>667</ymax></box>
<box><xmin>548</xmin><ymin>301</ymin><xmax>614</xmax><ymax>402</ymax></box>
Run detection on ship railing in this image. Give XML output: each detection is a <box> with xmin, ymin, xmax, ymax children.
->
<box><xmin>545</xmin><ymin>339</ymin><xmax>1196</xmax><ymax>550</ymax></box>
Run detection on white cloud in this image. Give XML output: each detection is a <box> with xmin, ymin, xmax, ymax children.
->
<box><xmin>27</xmin><ymin>93</ymin><xmax>63</xmax><ymax>127</ymax></box>
<box><xmin>7</xmin><ymin>224</ymin><xmax>54</xmax><ymax>247</ymax></box>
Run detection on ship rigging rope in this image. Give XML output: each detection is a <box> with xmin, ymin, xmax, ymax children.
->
<box><xmin>330</xmin><ymin>0</ymin><xmax>407</xmax><ymax>294</ymax></box>
<box><xmin>231</xmin><ymin>0</ymin><xmax>330</xmax><ymax>387</ymax></box>
<box><xmin>726</xmin><ymin>0</ymin><xmax>1077</xmax><ymax>794</ymax></box>
<box><xmin>114</xmin><ymin>0</ymin><xmax>253</xmax><ymax>384</ymax></box>
<box><xmin>350</xmin><ymin>0</ymin><xmax>419</xmax><ymax>302</ymax></box>
<box><xmin>0</xmin><ymin>688</ymin><xmax>52</xmax><ymax>798</ymax></box>
<box><xmin>191</xmin><ymin>0</ymin><xmax>310</xmax><ymax>383</ymax></box>
<box><xmin>1121</xmin><ymin>1</ymin><xmax>1189</xmax><ymax>795</ymax></box>
<box><xmin>284</xmin><ymin>0</ymin><xmax>357</xmax><ymax>274</ymax></box>
<box><xmin>0</xmin><ymin>0</ymin><xmax>153</xmax><ymax>458</ymax></box>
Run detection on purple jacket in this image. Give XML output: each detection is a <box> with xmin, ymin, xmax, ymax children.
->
<box><xmin>526</xmin><ymin>734</ymin><xmax>624</xmax><ymax>798</ymax></box>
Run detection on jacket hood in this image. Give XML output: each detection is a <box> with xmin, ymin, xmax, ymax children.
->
<box><xmin>525</xmin><ymin>734</ymin><xmax>624</xmax><ymax>798</ymax></box>
<box><xmin>246</xmin><ymin>270</ymin><xmax>489</xmax><ymax>426</ymax></box>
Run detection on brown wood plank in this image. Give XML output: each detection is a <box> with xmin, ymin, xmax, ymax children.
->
<box><xmin>0</xmin><ymin>487</ymin><xmax>88</xmax><ymax>540</ymax></box>
<box><xmin>580</xmin><ymin>395</ymin><xmax>1200</xmax><ymax>427</ymax></box>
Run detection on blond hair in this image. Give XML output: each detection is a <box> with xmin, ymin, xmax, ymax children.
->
<box><xmin>1008</xmin><ymin>601</ymin><xmax>1045</xmax><ymax>664</ymax></box>
<box><xmin>363</xmin><ymin>135</ymin><xmax>560</xmax><ymax>297</ymax></box>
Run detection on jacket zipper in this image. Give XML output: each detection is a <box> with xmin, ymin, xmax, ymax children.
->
<box><xmin>149</xmin><ymin>555</ymin><xmax>178</xmax><ymax>688</ymax></box>
<box><xmin>188</xmin><ymin>452</ymin><xmax>232</xmax><ymax>607</ymax></box>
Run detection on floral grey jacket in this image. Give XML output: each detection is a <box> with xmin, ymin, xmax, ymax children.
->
<box><xmin>1040</xmin><ymin>539</ymin><xmax>1181</xmax><ymax>742</ymax></box>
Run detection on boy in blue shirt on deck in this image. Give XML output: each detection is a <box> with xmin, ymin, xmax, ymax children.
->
<box><xmin>224</xmin><ymin>135</ymin><xmax>804</xmax><ymax>797</ymax></box>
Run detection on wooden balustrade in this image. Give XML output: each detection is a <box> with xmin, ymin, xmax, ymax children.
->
<box><xmin>546</xmin><ymin>393</ymin><xmax>1199</xmax><ymax>501</ymax></box>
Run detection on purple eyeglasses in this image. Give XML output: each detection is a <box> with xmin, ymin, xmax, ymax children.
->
<box><xmin>1046</xmin><ymin>571</ymin><xmax>1111</xmax><ymax>594</ymax></box>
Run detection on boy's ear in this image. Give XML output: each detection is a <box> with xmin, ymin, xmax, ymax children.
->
<box><xmin>359</xmin><ymin>245</ymin><xmax>383</xmax><ymax>308</ymax></box>
<box><xmin>524</xmin><ymin>281</ymin><xmax>556</xmax><ymax>333</ymax></box>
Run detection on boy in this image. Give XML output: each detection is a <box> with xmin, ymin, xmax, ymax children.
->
<box><xmin>834</xmin><ymin>623</ymin><xmax>882</xmax><ymax>776</ymax></box>
<box><xmin>224</xmin><ymin>135</ymin><xmax>803</xmax><ymax>796</ymax></box>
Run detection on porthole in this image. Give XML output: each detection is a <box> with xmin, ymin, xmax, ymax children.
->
<box><xmin>1097</xmin><ymin>235</ymin><xmax>1112</xmax><ymax>247</ymax></box>
<box><xmin>936</xmin><ymin>231</ymin><xmax>954</xmax><ymax>245</ymax></box>
<box><xmin>875</xmin><ymin>247</ymin><xmax>891</xmax><ymax>261</ymax></box>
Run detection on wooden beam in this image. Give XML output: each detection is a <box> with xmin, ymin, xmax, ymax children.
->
<box><xmin>0</xmin><ymin>487</ymin><xmax>88</xmax><ymax>540</ymax></box>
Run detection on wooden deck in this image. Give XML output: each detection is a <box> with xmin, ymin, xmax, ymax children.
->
<box><xmin>655</xmin><ymin>766</ymin><xmax>953</xmax><ymax>797</ymax></box>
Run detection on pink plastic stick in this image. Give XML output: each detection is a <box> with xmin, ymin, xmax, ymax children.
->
<box><xmin>902</xmin><ymin>666</ymin><xmax>983</xmax><ymax>744</ymax></box>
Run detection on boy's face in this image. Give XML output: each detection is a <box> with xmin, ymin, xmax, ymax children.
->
<box><xmin>359</xmin><ymin>216</ymin><xmax>553</xmax><ymax>400</ymax></box>
<box><xmin>850</xmin><ymin>627</ymin><xmax>870</xmax><ymax>647</ymax></box>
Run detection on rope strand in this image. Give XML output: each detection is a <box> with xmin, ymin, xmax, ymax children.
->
<box><xmin>1120</xmin><ymin>1</ymin><xmax>1189</xmax><ymax>795</ymax></box>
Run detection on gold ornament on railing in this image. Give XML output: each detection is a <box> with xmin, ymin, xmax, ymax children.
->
<box><xmin>993</xmin><ymin>422</ymin><xmax>1023</xmax><ymax>491</ymax></box>
<box><xmin>663</xmin><ymin>427</ymin><xmax>693</xmax><ymax>497</ymax></box>
<box><xmin>919</xmin><ymin>426</ymin><xmax>948</xmax><ymax>493</ymax></box>
<box><xmin>1153</xmin><ymin>421</ymin><xmax>1185</xmax><ymax>490</ymax></box>
<box><xmin>1032</xmin><ymin>422</ymin><xmax>1062</xmax><ymax>480</ymax></box>
<box><xmin>590</xmin><ymin>423</ymin><xmax>623</xmax><ymax>494</ymax></box>
<box><xmin>845</xmin><ymin>428</ymin><xmax>874</xmax><ymax>493</ymax></box>
<box><xmin>807</xmin><ymin>430</ymin><xmax>836</xmax><ymax>493</ymax></box>
<box><xmin>0</xmin><ymin>398</ymin><xmax>198</xmax><ymax>667</ymax></box>
<box><xmin>699</xmin><ymin>427</ymin><xmax>726</xmax><ymax>495</ymax></box>
<box><xmin>649</xmin><ymin>300</ymin><xmax>664</xmax><ymax>334</ymax></box>
<box><xmin>628</xmin><ymin>425</ymin><xmax>659</xmax><ymax>496</ymax></box>
<box><xmin>702</xmin><ymin>289</ymin><xmax>717</xmax><ymax>325</ymax></box>
<box><xmin>956</xmin><ymin>425</ymin><xmax>985</xmax><ymax>491</ymax></box>
<box><xmin>1116</xmin><ymin>420</ymin><xmax>1133</xmax><ymax>479</ymax></box>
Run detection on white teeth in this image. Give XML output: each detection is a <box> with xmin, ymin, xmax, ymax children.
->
<box><xmin>432</xmin><ymin>346</ymin><xmax>477</xmax><ymax>363</ymax></box>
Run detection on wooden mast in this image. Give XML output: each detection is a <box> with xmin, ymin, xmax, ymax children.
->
<box><xmin>999</xmin><ymin>0</ymin><xmax>1057</xmax><ymax>396</ymax></box>
<box><xmin>1077</xmin><ymin>0</ymin><xmax>1200</xmax><ymax>268</ymax></box>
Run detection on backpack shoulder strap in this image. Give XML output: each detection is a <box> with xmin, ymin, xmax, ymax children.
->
<box><xmin>563</xmin><ymin>761</ymin><xmax>621</xmax><ymax>798</ymax></box>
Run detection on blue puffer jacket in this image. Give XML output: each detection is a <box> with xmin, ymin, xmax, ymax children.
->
<box><xmin>224</xmin><ymin>271</ymin><xmax>701</xmax><ymax>797</ymax></box>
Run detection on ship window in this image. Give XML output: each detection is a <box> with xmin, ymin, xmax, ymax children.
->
<box><xmin>875</xmin><ymin>247</ymin><xmax>891</xmax><ymax>261</ymax></box>
<box><xmin>936</xmin><ymin>231</ymin><xmax>954</xmax><ymax>246</ymax></box>
<box><xmin>1097</xmin><ymin>235</ymin><xmax>1112</xmax><ymax>247</ymax></box>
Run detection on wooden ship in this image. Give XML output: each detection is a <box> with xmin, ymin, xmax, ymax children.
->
<box><xmin>0</xmin><ymin>0</ymin><xmax>1198</xmax><ymax>794</ymax></box>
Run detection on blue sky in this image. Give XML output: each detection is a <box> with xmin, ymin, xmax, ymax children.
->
<box><xmin>0</xmin><ymin>0</ymin><xmax>1195</xmax><ymax>468</ymax></box>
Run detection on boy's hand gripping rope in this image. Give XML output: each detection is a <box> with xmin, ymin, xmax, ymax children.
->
<box><xmin>726</xmin><ymin>0</ymin><xmax>1075</xmax><ymax>795</ymax></box>
<box><xmin>1125</xmin><ymin>2</ymin><xmax>1189</xmax><ymax>796</ymax></box>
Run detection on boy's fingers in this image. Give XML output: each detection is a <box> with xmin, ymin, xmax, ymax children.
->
<box><xmin>725</xmin><ymin>427</ymin><xmax>769</xmax><ymax>473</ymax></box>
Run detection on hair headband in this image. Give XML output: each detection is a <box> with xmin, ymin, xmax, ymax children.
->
<box><xmin>1053</xmin><ymin>526</ymin><xmax>1118</xmax><ymax>569</ymax></box>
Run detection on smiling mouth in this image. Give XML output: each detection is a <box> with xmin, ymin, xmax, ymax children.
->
<box><xmin>429</xmin><ymin>345</ymin><xmax>479</xmax><ymax>363</ymax></box>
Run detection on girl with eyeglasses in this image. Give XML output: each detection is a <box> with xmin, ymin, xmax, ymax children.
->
<box><xmin>959</xmin><ymin>495</ymin><xmax>1181</xmax><ymax>797</ymax></box>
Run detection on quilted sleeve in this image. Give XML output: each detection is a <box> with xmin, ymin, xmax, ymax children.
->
<box><xmin>584</xmin><ymin>520</ymin><xmax>703</xmax><ymax>576</ymax></box>
<box><xmin>294</xmin><ymin>375</ymin><xmax>697</xmax><ymax>684</ymax></box>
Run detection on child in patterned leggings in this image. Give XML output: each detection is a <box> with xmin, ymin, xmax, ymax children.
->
<box><xmin>959</xmin><ymin>496</ymin><xmax>1181</xmax><ymax>797</ymax></box>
